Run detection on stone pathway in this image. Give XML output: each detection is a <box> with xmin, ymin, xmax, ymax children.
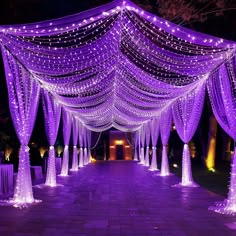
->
<box><xmin>0</xmin><ymin>161</ymin><xmax>236</xmax><ymax>236</ymax></box>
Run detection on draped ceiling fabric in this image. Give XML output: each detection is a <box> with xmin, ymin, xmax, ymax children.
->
<box><xmin>1</xmin><ymin>0</ymin><xmax>236</xmax><ymax>210</ymax></box>
<box><xmin>0</xmin><ymin>0</ymin><xmax>235</xmax><ymax>133</ymax></box>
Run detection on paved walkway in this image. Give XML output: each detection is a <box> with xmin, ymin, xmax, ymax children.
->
<box><xmin>0</xmin><ymin>161</ymin><xmax>236</xmax><ymax>236</ymax></box>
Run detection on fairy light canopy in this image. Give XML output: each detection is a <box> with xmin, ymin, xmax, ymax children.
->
<box><xmin>0</xmin><ymin>0</ymin><xmax>235</xmax><ymax>132</ymax></box>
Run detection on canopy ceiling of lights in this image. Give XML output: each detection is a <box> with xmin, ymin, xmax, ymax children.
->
<box><xmin>1</xmin><ymin>0</ymin><xmax>236</xmax><ymax>214</ymax></box>
<box><xmin>0</xmin><ymin>0</ymin><xmax>235</xmax><ymax>132</ymax></box>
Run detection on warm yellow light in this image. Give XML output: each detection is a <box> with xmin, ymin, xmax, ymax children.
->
<box><xmin>57</xmin><ymin>145</ymin><xmax>63</xmax><ymax>157</ymax></box>
<box><xmin>115</xmin><ymin>140</ymin><xmax>123</xmax><ymax>145</ymax></box>
<box><xmin>39</xmin><ymin>146</ymin><xmax>47</xmax><ymax>158</ymax></box>
<box><xmin>91</xmin><ymin>157</ymin><xmax>96</xmax><ymax>163</ymax></box>
<box><xmin>208</xmin><ymin>167</ymin><xmax>216</xmax><ymax>173</ymax></box>
<box><xmin>206</xmin><ymin>137</ymin><xmax>216</xmax><ymax>170</ymax></box>
<box><xmin>5</xmin><ymin>146</ymin><xmax>13</xmax><ymax>161</ymax></box>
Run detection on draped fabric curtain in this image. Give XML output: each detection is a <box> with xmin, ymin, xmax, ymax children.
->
<box><xmin>144</xmin><ymin>123</ymin><xmax>151</xmax><ymax>166</ymax></box>
<box><xmin>160</xmin><ymin>108</ymin><xmax>172</xmax><ymax>176</ymax></box>
<box><xmin>149</xmin><ymin>118</ymin><xmax>159</xmax><ymax>171</ymax></box>
<box><xmin>71</xmin><ymin>118</ymin><xmax>79</xmax><ymax>171</ymax></box>
<box><xmin>87</xmin><ymin>130</ymin><xmax>92</xmax><ymax>163</ymax></box>
<box><xmin>208</xmin><ymin>58</ymin><xmax>236</xmax><ymax>214</ymax></box>
<box><xmin>139</xmin><ymin>125</ymin><xmax>145</xmax><ymax>164</ymax></box>
<box><xmin>78</xmin><ymin>123</ymin><xmax>84</xmax><ymax>168</ymax></box>
<box><xmin>83</xmin><ymin>128</ymin><xmax>88</xmax><ymax>165</ymax></box>
<box><xmin>133</xmin><ymin>131</ymin><xmax>139</xmax><ymax>161</ymax></box>
<box><xmin>1</xmin><ymin>48</ymin><xmax>40</xmax><ymax>204</ymax></box>
<box><xmin>172</xmin><ymin>82</ymin><xmax>205</xmax><ymax>187</ymax></box>
<box><xmin>60</xmin><ymin>110</ymin><xmax>72</xmax><ymax>176</ymax></box>
<box><xmin>42</xmin><ymin>90</ymin><xmax>61</xmax><ymax>187</ymax></box>
<box><xmin>0</xmin><ymin>0</ymin><xmax>232</xmax><ymax>132</ymax></box>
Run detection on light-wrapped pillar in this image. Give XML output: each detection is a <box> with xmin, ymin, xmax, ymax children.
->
<box><xmin>133</xmin><ymin>131</ymin><xmax>139</xmax><ymax>161</ymax></box>
<box><xmin>139</xmin><ymin>125</ymin><xmax>145</xmax><ymax>165</ymax></box>
<box><xmin>160</xmin><ymin>145</ymin><xmax>170</xmax><ymax>176</ymax></box>
<box><xmin>208</xmin><ymin>62</ymin><xmax>236</xmax><ymax>215</ymax></box>
<box><xmin>172</xmin><ymin>82</ymin><xmax>205</xmax><ymax>187</ymax></box>
<box><xmin>42</xmin><ymin>90</ymin><xmax>61</xmax><ymax>187</ymax></box>
<box><xmin>149</xmin><ymin>147</ymin><xmax>157</xmax><ymax>170</ymax></box>
<box><xmin>84</xmin><ymin>148</ymin><xmax>88</xmax><ymax>165</ymax></box>
<box><xmin>209</xmin><ymin>149</ymin><xmax>236</xmax><ymax>214</ymax></box>
<box><xmin>181</xmin><ymin>144</ymin><xmax>196</xmax><ymax>186</ymax></box>
<box><xmin>2</xmin><ymin>48</ymin><xmax>41</xmax><ymax>205</ymax></box>
<box><xmin>60</xmin><ymin>110</ymin><xmax>72</xmax><ymax>176</ymax></box>
<box><xmin>160</xmin><ymin>108</ymin><xmax>172</xmax><ymax>176</ymax></box>
<box><xmin>71</xmin><ymin>118</ymin><xmax>79</xmax><ymax>171</ymax></box>
<box><xmin>149</xmin><ymin>118</ymin><xmax>159</xmax><ymax>171</ymax></box>
<box><xmin>46</xmin><ymin>146</ymin><xmax>57</xmax><ymax>186</ymax></box>
<box><xmin>144</xmin><ymin>123</ymin><xmax>151</xmax><ymax>166</ymax></box>
<box><xmin>144</xmin><ymin>147</ymin><xmax>150</xmax><ymax>166</ymax></box>
<box><xmin>79</xmin><ymin>148</ymin><xmax>84</xmax><ymax>168</ymax></box>
<box><xmin>87</xmin><ymin>130</ymin><xmax>92</xmax><ymax>163</ymax></box>
<box><xmin>78</xmin><ymin>123</ymin><xmax>84</xmax><ymax>168</ymax></box>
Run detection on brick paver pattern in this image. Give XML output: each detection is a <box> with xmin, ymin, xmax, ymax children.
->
<box><xmin>0</xmin><ymin>161</ymin><xmax>236</xmax><ymax>236</ymax></box>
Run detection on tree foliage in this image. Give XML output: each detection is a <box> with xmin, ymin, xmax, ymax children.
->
<box><xmin>134</xmin><ymin>0</ymin><xmax>236</xmax><ymax>24</ymax></box>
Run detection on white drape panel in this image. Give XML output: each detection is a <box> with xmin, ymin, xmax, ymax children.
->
<box><xmin>139</xmin><ymin>125</ymin><xmax>145</xmax><ymax>164</ymax></box>
<box><xmin>60</xmin><ymin>110</ymin><xmax>72</xmax><ymax>176</ymax></box>
<box><xmin>144</xmin><ymin>123</ymin><xmax>151</xmax><ymax>166</ymax></box>
<box><xmin>172</xmin><ymin>83</ymin><xmax>205</xmax><ymax>186</ymax></box>
<box><xmin>71</xmin><ymin>118</ymin><xmax>79</xmax><ymax>171</ymax></box>
<box><xmin>208</xmin><ymin>58</ymin><xmax>236</xmax><ymax>214</ymax></box>
<box><xmin>149</xmin><ymin>118</ymin><xmax>159</xmax><ymax>171</ymax></box>
<box><xmin>87</xmin><ymin>130</ymin><xmax>92</xmax><ymax>163</ymax></box>
<box><xmin>83</xmin><ymin>128</ymin><xmax>88</xmax><ymax>165</ymax></box>
<box><xmin>133</xmin><ymin>131</ymin><xmax>139</xmax><ymax>161</ymax></box>
<box><xmin>160</xmin><ymin>108</ymin><xmax>172</xmax><ymax>176</ymax></box>
<box><xmin>2</xmin><ymin>48</ymin><xmax>40</xmax><ymax>203</ymax></box>
<box><xmin>78</xmin><ymin>123</ymin><xmax>84</xmax><ymax>168</ymax></box>
<box><xmin>42</xmin><ymin>89</ymin><xmax>61</xmax><ymax>187</ymax></box>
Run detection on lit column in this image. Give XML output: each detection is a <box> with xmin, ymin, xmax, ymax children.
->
<box><xmin>71</xmin><ymin>118</ymin><xmax>79</xmax><ymax>171</ymax></box>
<box><xmin>134</xmin><ymin>147</ymin><xmax>138</xmax><ymax>161</ymax></box>
<box><xmin>139</xmin><ymin>125</ymin><xmax>145</xmax><ymax>165</ymax></box>
<box><xmin>144</xmin><ymin>146</ymin><xmax>150</xmax><ymax>166</ymax></box>
<box><xmin>178</xmin><ymin>144</ymin><xmax>198</xmax><ymax>187</ymax></box>
<box><xmin>60</xmin><ymin>111</ymin><xmax>72</xmax><ymax>176</ymax></box>
<box><xmin>71</xmin><ymin>146</ymin><xmax>79</xmax><ymax>171</ymax></box>
<box><xmin>13</xmin><ymin>145</ymin><xmax>34</xmax><ymax>204</ymax></box>
<box><xmin>209</xmin><ymin>147</ymin><xmax>236</xmax><ymax>214</ymax></box>
<box><xmin>149</xmin><ymin>147</ymin><xmax>158</xmax><ymax>171</ymax></box>
<box><xmin>149</xmin><ymin>118</ymin><xmax>159</xmax><ymax>171</ymax></box>
<box><xmin>45</xmin><ymin>146</ymin><xmax>57</xmax><ymax>187</ymax></box>
<box><xmin>84</xmin><ymin>148</ymin><xmax>88</xmax><ymax>165</ymax></box>
<box><xmin>160</xmin><ymin>145</ymin><xmax>170</xmax><ymax>176</ymax></box>
<box><xmin>139</xmin><ymin>147</ymin><xmax>145</xmax><ymax>164</ymax></box>
<box><xmin>60</xmin><ymin>145</ymin><xmax>69</xmax><ymax>176</ymax></box>
<box><xmin>79</xmin><ymin>148</ymin><xmax>84</xmax><ymax>168</ymax></box>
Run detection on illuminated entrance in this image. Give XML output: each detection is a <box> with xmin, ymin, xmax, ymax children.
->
<box><xmin>109</xmin><ymin>131</ymin><xmax>132</xmax><ymax>161</ymax></box>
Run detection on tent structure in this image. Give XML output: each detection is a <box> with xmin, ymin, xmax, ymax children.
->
<box><xmin>0</xmin><ymin>0</ymin><xmax>236</xmax><ymax>214</ymax></box>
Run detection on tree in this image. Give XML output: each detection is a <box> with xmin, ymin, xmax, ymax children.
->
<box><xmin>134</xmin><ymin>0</ymin><xmax>236</xmax><ymax>24</ymax></box>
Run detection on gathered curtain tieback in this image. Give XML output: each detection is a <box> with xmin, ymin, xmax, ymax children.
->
<box><xmin>22</xmin><ymin>145</ymin><xmax>30</xmax><ymax>152</ymax></box>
